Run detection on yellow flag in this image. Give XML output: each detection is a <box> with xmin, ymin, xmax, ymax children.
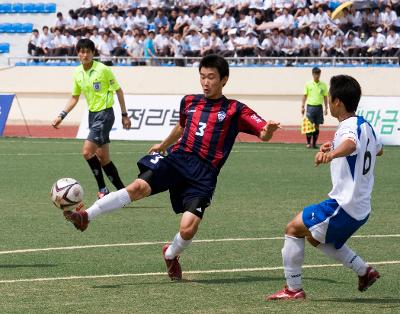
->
<box><xmin>301</xmin><ymin>117</ymin><xmax>315</xmax><ymax>134</ymax></box>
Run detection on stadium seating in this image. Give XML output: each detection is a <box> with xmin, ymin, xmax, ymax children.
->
<box><xmin>0</xmin><ymin>43</ymin><xmax>10</xmax><ymax>53</ymax></box>
<box><xmin>0</xmin><ymin>23</ymin><xmax>33</xmax><ymax>33</ymax></box>
<box><xmin>0</xmin><ymin>3</ymin><xmax>12</xmax><ymax>13</ymax></box>
<box><xmin>0</xmin><ymin>2</ymin><xmax>56</xmax><ymax>14</ymax></box>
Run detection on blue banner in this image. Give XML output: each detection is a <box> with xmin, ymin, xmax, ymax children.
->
<box><xmin>0</xmin><ymin>94</ymin><xmax>15</xmax><ymax>136</ymax></box>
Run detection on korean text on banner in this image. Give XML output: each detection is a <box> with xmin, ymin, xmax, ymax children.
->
<box><xmin>77</xmin><ymin>95</ymin><xmax>183</xmax><ymax>141</ymax></box>
<box><xmin>357</xmin><ymin>96</ymin><xmax>400</xmax><ymax>146</ymax></box>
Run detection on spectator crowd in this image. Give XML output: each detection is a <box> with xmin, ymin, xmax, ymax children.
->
<box><xmin>27</xmin><ymin>0</ymin><xmax>400</xmax><ymax>65</ymax></box>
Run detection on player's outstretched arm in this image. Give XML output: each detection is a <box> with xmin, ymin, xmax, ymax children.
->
<box><xmin>148</xmin><ymin>123</ymin><xmax>184</xmax><ymax>154</ymax></box>
<box><xmin>315</xmin><ymin>138</ymin><xmax>356</xmax><ymax>166</ymax></box>
<box><xmin>259</xmin><ymin>120</ymin><xmax>281</xmax><ymax>142</ymax></box>
<box><xmin>52</xmin><ymin>95</ymin><xmax>80</xmax><ymax>129</ymax></box>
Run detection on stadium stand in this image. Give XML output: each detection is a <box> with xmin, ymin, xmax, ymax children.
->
<box><xmin>2</xmin><ymin>0</ymin><xmax>400</xmax><ymax>67</ymax></box>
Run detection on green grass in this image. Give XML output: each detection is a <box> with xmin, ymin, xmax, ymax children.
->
<box><xmin>0</xmin><ymin>138</ymin><xmax>399</xmax><ymax>313</ymax></box>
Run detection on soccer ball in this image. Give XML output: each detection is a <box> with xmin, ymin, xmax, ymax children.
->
<box><xmin>51</xmin><ymin>178</ymin><xmax>84</xmax><ymax>209</ymax></box>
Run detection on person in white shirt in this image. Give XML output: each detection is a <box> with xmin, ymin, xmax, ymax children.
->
<box><xmin>201</xmin><ymin>7</ymin><xmax>214</xmax><ymax>30</ymax></box>
<box><xmin>383</xmin><ymin>27</ymin><xmax>400</xmax><ymax>58</ymax></box>
<box><xmin>133</xmin><ymin>8</ymin><xmax>148</xmax><ymax>30</ymax></box>
<box><xmin>200</xmin><ymin>29</ymin><xmax>211</xmax><ymax>56</ymax></box>
<box><xmin>209</xmin><ymin>30</ymin><xmax>225</xmax><ymax>55</ymax></box>
<box><xmin>237</xmin><ymin>10</ymin><xmax>253</xmax><ymax>30</ymax></box>
<box><xmin>364</xmin><ymin>28</ymin><xmax>386</xmax><ymax>59</ymax></box>
<box><xmin>39</xmin><ymin>26</ymin><xmax>53</xmax><ymax>57</ymax></box>
<box><xmin>381</xmin><ymin>5</ymin><xmax>398</xmax><ymax>32</ymax></box>
<box><xmin>267</xmin><ymin>74</ymin><xmax>383</xmax><ymax>301</ymax></box>
<box><xmin>343</xmin><ymin>31</ymin><xmax>362</xmax><ymax>59</ymax></box>
<box><xmin>174</xmin><ymin>8</ymin><xmax>190</xmax><ymax>32</ymax></box>
<box><xmin>281</xmin><ymin>31</ymin><xmax>299</xmax><ymax>59</ymax></box>
<box><xmin>126</xmin><ymin>33</ymin><xmax>144</xmax><ymax>65</ymax></box>
<box><xmin>220</xmin><ymin>11</ymin><xmax>237</xmax><ymax>36</ymax></box>
<box><xmin>188</xmin><ymin>11</ymin><xmax>202</xmax><ymax>29</ymax></box>
<box><xmin>109</xmin><ymin>11</ymin><xmax>125</xmax><ymax>32</ymax></box>
<box><xmin>55</xmin><ymin>12</ymin><xmax>67</xmax><ymax>31</ymax></box>
<box><xmin>99</xmin><ymin>11</ymin><xmax>111</xmax><ymax>30</ymax></box>
<box><xmin>28</xmin><ymin>29</ymin><xmax>42</xmax><ymax>57</ymax></box>
<box><xmin>310</xmin><ymin>30</ymin><xmax>322</xmax><ymax>57</ymax></box>
<box><xmin>222</xmin><ymin>28</ymin><xmax>237</xmax><ymax>58</ymax></box>
<box><xmin>298</xmin><ymin>7</ymin><xmax>315</xmax><ymax>29</ymax></box>
<box><xmin>154</xmin><ymin>26</ymin><xmax>171</xmax><ymax>57</ymax></box>
<box><xmin>279</xmin><ymin>8</ymin><xmax>295</xmax><ymax>29</ymax></box>
<box><xmin>77</xmin><ymin>0</ymin><xmax>94</xmax><ymax>17</ymax></box>
<box><xmin>183</xmin><ymin>25</ymin><xmax>201</xmax><ymax>57</ymax></box>
<box><xmin>84</xmin><ymin>12</ymin><xmax>99</xmax><ymax>32</ymax></box>
<box><xmin>321</xmin><ymin>27</ymin><xmax>336</xmax><ymax>57</ymax></box>
<box><xmin>297</xmin><ymin>30</ymin><xmax>311</xmax><ymax>59</ymax></box>
<box><xmin>51</xmin><ymin>28</ymin><xmax>67</xmax><ymax>57</ymax></box>
<box><xmin>349</xmin><ymin>7</ymin><xmax>363</xmax><ymax>31</ymax></box>
<box><xmin>98</xmin><ymin>32</ymin><xmax>114</xmax><ymax>65</ymax></box>
<box><xmin>63</xmin><ymin>29</ymin><xmax>77</xmax><ymax>56</ymax></box>
<box><xmin>259</xmin><ymin>31</ymin><xmax>273</xmax><ymax>57</ymax></box>
<box><xmin>170</xmin><ymin>32</ymin><xmax>185</xmax><ymax>66</ymax></box>
<box><xmin>90</xmin><ymin>28</ymin><xmax>102</xmax><ymax>48</ymax></box>
<box><xmin>237</xmin><ymin>29</ymin><xmax>259</xmax><ymax>57</ymax></box>
<box><xmin>124</xmin><ymin>10</ymin><xmax>136</xmax><ymax>31</ymax></box>
<box><xmin>315</xmin><ymin>6</ymin><xmax>330</xmax><ymax>29</ymax></box>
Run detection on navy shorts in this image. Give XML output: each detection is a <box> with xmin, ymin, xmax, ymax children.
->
<box><xmin>302</xmin><ymin>198</ymin><xmax>369</xmax><ymax>249</ymax></box>
<box><xmin>306</xmin><ymin>105</ymin><xmax>324</xmax><ymax>125</ymax></box>
<box><xmin>87</xmin><ymin>107</ymin><xmax>115</xmax><ymax>146</ymax></box>
<box><xmin>137</xmin><ymin>152</ymin><xmax>217</xmax><ymax>218</ymax></box>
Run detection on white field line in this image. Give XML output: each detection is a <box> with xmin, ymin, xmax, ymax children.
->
<box><xmin>0</xmin><ymin>147</ymin><xmax>309</xmax><ymax>156</ymax></box>
<box><xmin>0</xmin><ymin>260</ymin><xmax>398</xmax><ymax>284</ymax></box>
<box><xmin>0</xmin><ymin>234</ymin><xmax>399</xmax><ymax>256</ymax></box>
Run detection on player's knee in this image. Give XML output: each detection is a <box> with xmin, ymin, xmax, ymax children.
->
<box><xmin>126</xmin><ymin>179</ymin><xmax>151</xmax><ymax>201</ymax></box>
<box><xmin>82</xmin><ymin>149</ymin><xmax>94</xmax><ymax>160</ymax></box>
<box><xmin>285</xmin><ymin>220</ymin><xmax>299</xmax><ymax>236</ymax></box>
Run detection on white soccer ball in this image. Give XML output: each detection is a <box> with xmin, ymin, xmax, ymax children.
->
<box><xmin>50</xmin><ymin>178</ymin><xmax>84</xmax><ymax>209</ymax></box>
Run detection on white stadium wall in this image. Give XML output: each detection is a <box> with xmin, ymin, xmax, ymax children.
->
<box><xmin>1</xmin><ymin>66</ymin><xmax>400</xmax><ymax>127</ymax></box>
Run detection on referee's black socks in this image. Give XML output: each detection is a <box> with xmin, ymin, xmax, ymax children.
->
<box><xmin>87</xmin><ymin>156</ymin><xmax>107</xmax><ymax>190</ymax></box>
<box><xmin>313</xmin><ymin>129</ymin><xmax>320</xmax><ymax>147</ymax></box>
<box><xmin>102</xmin><ymin>161</ymin><xmax>125</xmax><ymax>190</ymax></box>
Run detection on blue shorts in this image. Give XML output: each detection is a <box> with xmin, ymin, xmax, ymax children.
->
<box><xmin>302</xmin><ymin>199</ymin><xmax>368</xmax><ymax>249</ymax></box>
<box><xmin>137</xmin><ymin>152</ymin><xmax>217</xmax><ymax>218</ymax></box>
<box><xmin>87</xmin><ymin>107</ymin><xmax>115</xmax><ymax>146</ymax></box>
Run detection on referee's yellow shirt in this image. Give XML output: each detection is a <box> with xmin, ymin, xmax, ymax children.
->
<box><xmin>303</xmin><ymin>80</ymin><xmax>328</xmax><ymax>106</ymax></box>
<box><xmin>72</xmin><ymin>61</ymin><xmax>120</xmax><ymax>112</ymax></box>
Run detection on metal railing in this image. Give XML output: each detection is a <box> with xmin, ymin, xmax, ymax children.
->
<box><xmin>7</xmin><ymin>56</ymin><xmax>400</xmax><ymax>67</ymax></box>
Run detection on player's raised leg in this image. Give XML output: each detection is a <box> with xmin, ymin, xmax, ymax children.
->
<box><xmin>64</xmin><ymin>178</ymin><xmax>151</xmax><ymax>231</ymax></box>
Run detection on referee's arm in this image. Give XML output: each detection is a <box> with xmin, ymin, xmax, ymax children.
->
<box><xmin>301</xmin><ymin>94</ymin><xmax>307</xmax><ymax>116</ymax></box>
<box><xmin>52</xmin><ymin>95</ymin><xmax>80</xmax><ymax>128</ymax></box>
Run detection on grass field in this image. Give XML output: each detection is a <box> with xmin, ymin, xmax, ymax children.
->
<box><xmin>0</xmin><ymin>138</ymin><xmax>399</xmax><ymax>313</ymax></box>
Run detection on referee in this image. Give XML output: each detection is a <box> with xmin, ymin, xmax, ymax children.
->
<box><xmin>301</xmin><ymin>67</ymin><xmax>328</xmax><ymax>148</ymax></box>
<box><xmin>52</xmin><ymin>38</ymin><xmax>131</xmax><ymax>199</ymax></box>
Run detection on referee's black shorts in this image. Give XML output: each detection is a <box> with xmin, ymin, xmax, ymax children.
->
<box><xmin>87</xmin><ymin>107</ymin><xmax>115</xmax><ymax>146</ymax></box>
<box><xmin>306</xmin><ymin>105</ymin><xmax>324</xmax><ymax>125</ymax></box>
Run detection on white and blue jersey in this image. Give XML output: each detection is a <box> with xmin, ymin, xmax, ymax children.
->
<box><xmin>303</xmin><ymin>116</ymin><xmax>382</xmax><ymax>248</ymax></box>
<box><xmin>329</xmin><ymin>116</ymin><xmax>382</xmax><ymax>220</ymax></box>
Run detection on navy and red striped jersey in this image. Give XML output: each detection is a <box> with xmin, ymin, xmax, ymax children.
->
<box><xmin>170</xmin><ymin>94</ymin><xmax>267</xmax><ymax>170</ymax></box>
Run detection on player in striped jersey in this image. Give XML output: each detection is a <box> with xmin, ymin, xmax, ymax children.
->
<box><xmin>64</xmin><ymin>55</ymin><xmax>280</xmax><ymax>280</ymax></box>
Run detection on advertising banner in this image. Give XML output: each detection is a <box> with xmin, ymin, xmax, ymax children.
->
<box><xmin>77</xmin><ymin>95</ymin><xmax>183</xmax><ymax>141</ymax></box>
<box><xmin>357</xmin><ymin>97</ymin><xmax>400</xmax><ymax>145</ymax></box>
<box><xmin>0</xmin><ymin>94</ymin><xmax>15</xmax><ymax>136</ymax></box>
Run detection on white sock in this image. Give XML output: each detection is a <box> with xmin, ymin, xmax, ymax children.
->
<box><xmin>165</xmin><ymin>233</ymin><xmax>192</xmax><ymax>260</ymax></box>
<box><xmin>317</xmin><ymin>243</ymin><xmax>368</xmax><ymax>276</ymax></box>
<box><xmin>282</xmin><ymin>235</ymin><xmax>305</xmax><ymax>291</ymax></box>
<box><xmin>86</xmin><ymin>189</ymin><xmax>132</xmax><ymax>221</ymax></box>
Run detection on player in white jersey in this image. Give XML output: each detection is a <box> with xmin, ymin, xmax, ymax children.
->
<box><xmin>267</xmin><ymin>75</ymin><xmax>384</xmax><ymax>301</ymax></box>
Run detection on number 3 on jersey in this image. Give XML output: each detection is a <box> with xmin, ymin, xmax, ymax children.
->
<box><xmin>196</xmin><ymin>122</ymin><xmax>207</xmax><ymax>137</ymax></box>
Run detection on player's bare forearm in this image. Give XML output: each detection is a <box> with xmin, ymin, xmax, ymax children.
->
<box><xmin>301</xmin><ymin>95</ymin><xmax>307</xmax><ymax>114</ymax></box>
<box><xmin>315</xmin><ymin>139</ymin><xmax>356</xmax><ymax>166</ymax></box>
<box><xmin>116</xmin><ymin>88</ymin><xmax>127</xmax><ymax>113</ymax></box>
<box><xmin>259</xmin><ymin>121</ymin><xmax>281</xmax><ymax>142</ymax></box>
<box><xmin>148</xmin><ymin>123</ymin><xmax>184</xmax><ymax>154</ymax></box>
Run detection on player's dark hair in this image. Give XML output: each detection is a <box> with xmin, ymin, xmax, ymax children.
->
<box><xmin>329</xmin><ymin>75</ymin><xmax>361</xmax><ymax>113</ymax></box>
<box><xmin>76</xmin><ymin>38</ymin><xmax>96</xmax><ymax>53</ymax></box>
<box><xmin>199</xmin><ymin>55</ymin><xmax>229</xmax><ymax>79</ymax></box>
